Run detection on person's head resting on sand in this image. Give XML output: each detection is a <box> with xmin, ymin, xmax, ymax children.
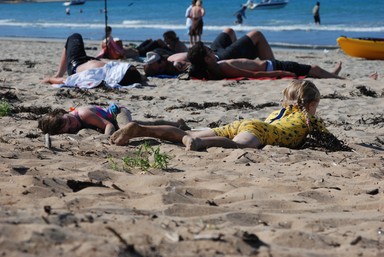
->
<box><xmin>187</xmin><ymin>41</ymin><xmax>216</xmax><ymax>79</ymax></box>
<box><xmin>119</xmin><ymin>65</ymin><xmax>142</xmax><ymax>86</ymax></box>
<box><xmin>143</xmin><ymin>51</ymin><xmax>171</xmax><ymax>76</ymax></box>
<box><xmin>38</xmin><ymin>109</ymin><xmax>79</xmax><ymax>135</ymax></box>
<box><xmin>144</xmin><ymin>58</ymin><xmax>168</xmax><ymax>76</ymax></box>
<box><xmin>282</xmin><ymin>79</ymin><xmax>321</xmax><ymax>115</ymax></box>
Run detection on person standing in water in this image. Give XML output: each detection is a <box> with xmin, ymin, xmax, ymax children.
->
<box><xmin>188</xmin><ymin>0</ymin><xmax>205</xmax><ymax>46</ymax></box>
<box><xmin>312</xmin><ymin>2</ymin><xmax>320</xmax><ymax>25</ymax></box>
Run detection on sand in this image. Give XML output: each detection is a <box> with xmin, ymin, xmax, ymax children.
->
<box><xmin>0</xmin><ymin>37</ymin><xmax>383</xmax><ymax>257</ymax></box>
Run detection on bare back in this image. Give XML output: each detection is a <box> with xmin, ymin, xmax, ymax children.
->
<box><xmin>190</xmin><ymin>6</ymin><xmax>204</xmax><ymax>19</ymax></box>
<box><xmin>219</xmin><ymin>58</ymin><xmax>266</xmax><ymax>71</ymax></box>
<box><xmin>76</xmin><ymin>60</ymin><xmax>107</xmax><ymax>73</ymax></box>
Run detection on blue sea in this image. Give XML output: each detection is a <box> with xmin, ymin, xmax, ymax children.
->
<box><xmin>0</xmin><ymin>0</ymin><xmax>383</xmax><ymax>47</ymax></box>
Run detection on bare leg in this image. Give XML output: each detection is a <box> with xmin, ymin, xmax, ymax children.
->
<box><xmin>116</xmin><ymin>107</ymin><xmax>132</xmax><ymax>128</ymax></box>
<box><xmin>135</xmin><ymin>118</ymin><xmax>191</xmax><ymax>131</ymax></box>
<box><xmin>369</xmin><ymin>71</ymin><xmax>378</xmax><ymax>80</ymax></box>
<box><xmin>308</xmin><ymin>62</ymin><xmax>343</xmax><ymax>79</ymax></box>
<box><xmin>182</xmin><ymin>131</ymin><xmax>262</xmax><ymax>151</ymax></box>
<box><xmin>109</xmin><ymin>122</ymin><xmax>188</xmax><ymax>146</ymax></box>
<box><xmin>246</xmin><ymin>30</ymin><xmax>275</xmax><ymax>60</ymax></box>
<box><xmin>123</xmin><ymin>47</ymin><xmax>139</xmax><ymax>58</ymax></box>
<box><xmin>189</xmin><ymin>34</ymin><xmax>193</xmax><ymax>47</ymax></box>
<box><xmin>182</xmin><ymin>135</ymin><xmax>239</xmax><ymax>151</ymax></box>
<box><xmin>332</xmin><ymin>61</ymin><xmax>342</xmax><ymax>75</ymax></box>
<box><xmin>222</xmin><ymin>27</ymin><xmax>237</xmax><ymax>42</ymax></box>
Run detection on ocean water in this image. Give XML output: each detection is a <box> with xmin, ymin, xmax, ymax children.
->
<box><xmin>0</xmin><ymin>0</ymin><xmax>383</xmax><ymax>47</ymax></box>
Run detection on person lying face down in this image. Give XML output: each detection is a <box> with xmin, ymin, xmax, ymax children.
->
<box><xmin>42</xmin><ymin>33</ymin><xmax>142</xmax><ymax>88</ymax></box>
<box><xmin>187</xmin><ymin>41</ymin><xmax>343</xmax><ymax>80</ymax></box>
<box><xmin>38</xmin><ymin>104</ymin><xmax>190</xmax><ymax>136</ymax></box>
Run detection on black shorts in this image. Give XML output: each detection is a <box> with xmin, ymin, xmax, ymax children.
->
<box><xmin>65</xmin><ymin>33</ymin><xmax>95</xmax><ymax>75</ymax></box>
<box><xmin>271</xmin><ymin>60</ymin><xmax>311</xmax><ymax>76</ymax></box>
<box><xmin>210</xmin><ymin>32</ymin><xmax>258</xmax><ymax>60</ymax></box>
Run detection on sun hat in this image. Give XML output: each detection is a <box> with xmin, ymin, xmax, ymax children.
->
<box><xmin>144</xmin><ymin>51</ymin><xmax>161</xmax><ymax>65</ymax></box>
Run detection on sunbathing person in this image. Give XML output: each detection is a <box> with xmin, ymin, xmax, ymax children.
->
<box><xmin>135</xmin><ymin>30</ymin><xmax>188</xmax><ymax>57</ymax></box>
<box><xmin>143</xmin><ymin>27</ymin><xmax>275</xmax><ymax>76</ymax></box>
<box><xmin>100</xmin><ymin>30</ymin><xmax>188</xmax><ymax>61</ymax></box>
<box><xmin>187</xmin><ymin>41</ymin><xmax>343</xmax><ymax>80</ymax></box>
<box><xmin>38</xmin><ymin>103</ymin><xmax>190</xmax><ymax>136</ymax></box>
<box><xmin>110</xmin><ymin>80</ymin><xmax>346</xmax><ymax>151</ymax></box>
<box><xmin>96</xmin><ymin>26</ymin><xmax>138</xmax><ymax>60</ymax></box>
<box><xmin>43</xmin><ymin>33</ymin><xmax>141</xmax><ymax>87</ymax></box>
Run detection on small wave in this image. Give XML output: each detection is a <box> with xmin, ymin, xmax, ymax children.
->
<box><xmin>213</xmin><ymin>24</ymin><xmax>384</xmax><ymax>33</ymax></box>
<box><xmin>0</xmin><ymin>20</ymin><xmax>383</xmax><ymax>34</ymax></box>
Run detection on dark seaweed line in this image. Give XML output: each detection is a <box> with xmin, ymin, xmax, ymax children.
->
<box><xmin>165</xmin><ymin>101</ymin><xmax>279</xmax><ymax>111</ymax></box>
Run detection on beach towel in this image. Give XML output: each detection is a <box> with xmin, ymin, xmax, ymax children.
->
<box><xmin>186</xmin><ymin>75</ymin><xmax>306</xmax><ymax>81</ymax></box>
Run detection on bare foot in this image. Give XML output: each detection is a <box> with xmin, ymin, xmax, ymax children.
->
<box><xmin>182</xmin><ymin>135</ymin><xmax>202</xmax><ymax>151</ymax></box>
<box><xmin>333</xmin><ymin>61</ymin><xmax>342</xmax><ymax>75</ymax></box>
<box><xmin>109</xmin><ymin>122</ymin><xmax>141</xmax><ymax>146</ymax></box>
<box><xmin>369</xmin><ymin>72</ymin><xmax>378</xmax><ymax>80</ymax></box>
<box><xmin>177</xmin><ymin>119</ymin><xmax>191</xmax><ymax>131</ymax></box>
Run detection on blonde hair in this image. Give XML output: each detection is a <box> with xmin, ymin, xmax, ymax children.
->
<box><xmin>282</xmin><ymin>80</ymin><xmax>320</xmax><ymax>109</ymax></box>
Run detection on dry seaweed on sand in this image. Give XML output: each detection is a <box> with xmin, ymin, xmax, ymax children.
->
<box><xmin>301</xmin><ymin>129</ymin><xmax>352</xmax><ymax>152</ymax></box>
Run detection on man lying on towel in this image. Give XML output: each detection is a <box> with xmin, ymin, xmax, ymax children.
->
<box><xmin>188</xmin><ymin>41</ymin><xmax>343</xmax><ymax>80</ymax></box>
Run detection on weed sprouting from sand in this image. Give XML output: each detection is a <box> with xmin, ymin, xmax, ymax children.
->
<box><xmin>122</xmin><ymin>142</ymin><xmax>171</xmax><ymax>172</ymax></box>
<box><xmin>107</xmin><ymin>155</ymin><xmax>119</xmax><ymax>171</ymax></box>
<box><xmin>0</xmin><ymin>101</ymin><xmax>11</xmax><ymax>117</ymax></box>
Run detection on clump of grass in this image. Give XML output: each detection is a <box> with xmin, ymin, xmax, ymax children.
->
<box><xmin>122</xmin><ymin>142</ymin><xmax>171</xmax><ymax>172</ymax></box>
<box><xmin>0</xmin><ymin>101</ymin><xmax>11</xmax><ymax>117</ymax></box>
<box><xmin>107</xmin><ymin>155</ymin><xmax>119</xmax><ymax>171</ymax></box>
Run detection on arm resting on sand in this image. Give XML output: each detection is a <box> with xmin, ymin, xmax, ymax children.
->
<box><xmin>43</xmin><ymin>77</ymin><xmax>66</xmax><ymax>84</ymax></box>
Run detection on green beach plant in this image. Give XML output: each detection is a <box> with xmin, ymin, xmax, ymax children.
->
<box><xmin>122</xmin><ymin>142</ymin><xmax>171</xmax><ymax>172</ymax></box>
<box><xmin>0</xmin><ymin>101</ymin><xmax>11</xmax><ymax>117</ymax></box>
<box><xmin>107</xmin><ymin>155</ymin><xmax>119</xmax><ymax>171</ymax></box>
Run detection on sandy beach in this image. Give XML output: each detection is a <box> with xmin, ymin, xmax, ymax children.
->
<box><xmin>0</xmin><ymin>37</ymin><xmax>383</xmax><ymax>257</ymax></box>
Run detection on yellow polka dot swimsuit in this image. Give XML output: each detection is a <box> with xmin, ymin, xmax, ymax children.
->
<box><xmin>212</xmin><ymin>106</ymin><xmax>329</xmax><ymax>148</ymax></box>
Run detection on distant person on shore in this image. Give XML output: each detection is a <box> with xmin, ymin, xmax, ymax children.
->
<box><xmin>312</xmin><ymin>2</ymin><xmax>320</xmax><ymax>25</ymax></box>
<box><xmin>234</xmin><ymin>5</ymin><xmax>247</xmax><ymax>25</ymax></box>
<box><xmin>187</xmin><ymin>41</ymin><xmax>343</xmax><ymax>80</ymax></box>
<box><xmin>185</xmin><ymin>0</ymin><xmax>197</xmax><ymax>34</ymax></box>
<box><xmin>189</xmin><ymin>0</ymin><xmax>205</xmax><ymax>46</ymax></box>
<box><xmin>38</xmin><ymin>103</ymin><xmax>190</xmax><ymax>136</ymax></box>
<box><xmin>43</xmin><ymin>33</ymin><xmax>142</xmax><ymax>87</ymax></box>
<box><xmin>109</xmin><ymin>80</ymin><xmax>348</xmax><ymax>152</ymax></box>
<box><xmin>144</xmin><ymin>27</ymin><xmax>275</xmax><ymax>77</ymax></box>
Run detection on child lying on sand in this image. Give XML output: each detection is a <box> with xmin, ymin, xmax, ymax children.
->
<box><xmin>38</xmin><ymin>103</ymin><xmax>189</xmax><ymax>136</ymax></box>
<box><xmin>109</xmin><ymin>80</ymin><xmax>348</xmax><ymax>151</ymax></box>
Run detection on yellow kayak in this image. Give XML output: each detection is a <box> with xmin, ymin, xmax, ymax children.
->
<box><xmin>337</xmin><ymin>36</ymin><xmax>384</xmax><ymax>60</ymax></box>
